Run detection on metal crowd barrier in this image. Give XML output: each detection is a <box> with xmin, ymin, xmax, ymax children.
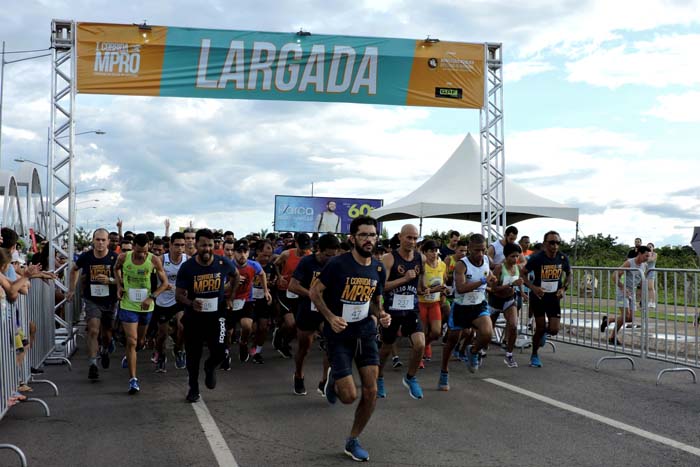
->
<box><xmin>48</xmin><ymin>278</ymin><xmax>79</xmax><ymax>368</ymax></box>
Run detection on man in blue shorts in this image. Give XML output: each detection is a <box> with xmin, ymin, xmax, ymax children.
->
<box><xmin>310</xmin><ymin>216</ymin><xmax>391</xmax><ymax>462</ymax></box>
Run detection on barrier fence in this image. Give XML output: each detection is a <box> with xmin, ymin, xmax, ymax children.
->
<box><xmin>494</xmin><ymin>266</ymin><xmax>699</xmax><ymax>384</ymax></box>
<box><xmin>1</xmin><ymin>279</ymin><xmax>60</xmax><ymax>467</ymax></box>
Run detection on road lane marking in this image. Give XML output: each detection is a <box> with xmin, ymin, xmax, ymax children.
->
<box><xmin>484</xmin><ymin>378</ymin><xmax>700</xmax><ymax>458</ymax></box>
<box><xmin>191</xmin><ymin>397</ymin><xmax>240</xmax><ymax>467</ymax></box>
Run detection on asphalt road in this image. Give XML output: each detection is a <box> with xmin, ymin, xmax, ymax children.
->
<box><xmin>2</xmin><ymin>335</ymin><xmax>699</xmax><ymax>466</ymax></box>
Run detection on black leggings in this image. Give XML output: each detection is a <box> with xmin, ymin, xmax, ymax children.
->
<box><xmin>183</xmin><ymin>314</ymin><xmax>227</xmax><ymax>392</ymax></box>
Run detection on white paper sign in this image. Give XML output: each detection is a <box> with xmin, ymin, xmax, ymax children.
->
<box><xmin>391</xmin><ymin>294</ymin><xmax>414</xmax><ymax>310</ymax></box>
<box><xmin>199</xmin><ymin>297</ymin><xmax>218</xmax><ymax>312</ymax></box>
<box><xmin>541</xmin><ymin>281</ymin><xmax>558</xmax><ymax>293</ymax></box>
<box><xmin>342</xmin><ymin>302</ymin><xmax>370</xmax><ymax>322</ymax></box>
<box><xmin>90</xmin><ymin>284</ymin><xmax>109</xmax><ymax>297</ymax></box>
<box><xmin>252</xmin><ymin>287</ymin><xmax>265</xmax><ymax>300</ymax></box>
<box><xmin>233</xmin><ymin>299</ymin><xmax>246</xmax><ymax>311</ymax></box>
<box><xmin>127</xmin><ymin>288</ymin><xmax>148</xmax><ymax>303</ymax></box>
<box><xmin>286</xmin><ymin>290</ymin><xmax>299</xmax><ymax>299</ymax></box>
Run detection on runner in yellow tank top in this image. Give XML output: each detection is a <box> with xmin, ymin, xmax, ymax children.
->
<box><xmin>418</xmin><ymin>240</ymin><xmax>447</xmax><ymax>365</ymax></box>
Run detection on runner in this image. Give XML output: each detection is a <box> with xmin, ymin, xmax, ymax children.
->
<box><xmin>176</xmin><ymin>229</ymin><xmax>240</xmax><ymax>403</ymax></box>
<box><xmin>250</xmin><ymin>240</ymin><xmax>277</xmax><ymax>364</ymax></box>
<box><xmin>418</xmin><ymin>239</ymin><xmax>446</xmax><ymax>367</ymax></box>
<box><xmin>289</xmin><ymin>233</ymin><xmax>339</xmax><ymax>396</ymax></box>
<box><xmin>273</xmin><ymin>233</ymin><xmax>312</xmax><ymax>358</ymax></box>
<box><xmin>438</xmin><ymin>234</ymin><xmax>496</xmax><ymax>391</ymax></box>
<box><xmin>115</xmin><ymin>233</ymin><xmax>169</xmax><ymax>394</ymax></box>
<box><xmin>487</xmin><ymin>225</ymin><xmax>518</xmax><ymax>267</ymax></box>
<box><xmin>153</xmin><ymin>232</ymin><xmax>188</xmax><ymax>372</ymax></box>
<box><xmin>183</xmin><ymin>227</ymin><xmax>197</xmax><ymax>257</ymax></box>
<box><xmin>521</xmin><ymin>231</ymin><xmax>572</xmax><ymax>368</ymax></box>
<box><xmin>489</xmin><ymin>242</ymin><xmax>524</xmax><ymax>368</ymax></box>
<box><xmin>228</xmin><ymin>239</ymin><xmax>270</xmax><ymax>366</ymax></box>
<box><xmin>309</xmin><ymin>216</ymin><xmax>391</xmax><ymax>462</ymax></box>
<box><xmin>378</xmin><ymin>224</ymin><xmax>425</xmax><ymax>400</ymax></box>
<box><xmin>68</xmin><ymin>228</ymin><xmax>119</xmax><ymax>380</ymax></box>
<box><xmin>439</xmin><ymin>230</ymin><xmax>460</xmax><ymax>259</ymax></box>
<box><xmin>109</xmin><ymin>231</ymin><xmax>121</xmax><ymax>253</ymax></box>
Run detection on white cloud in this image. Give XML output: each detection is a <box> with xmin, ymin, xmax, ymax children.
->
<box><xmin>79</xmin><ymin>163</ymin><xmax>119</xmax><ymax>182</ymax></box>
<box><xmin>504</xmin><ymin>60</ymin><xmax>555</xmax><ymax>82</ymax></box>
<box><xmin>645</xmin><ymin>90</ymin><xmax>700</xmax><ymax>122</ymax></box>
<box><xmin>3</xmin><ymin>126</ymin><xmax>40</xmax><ymax>142</ymax></box>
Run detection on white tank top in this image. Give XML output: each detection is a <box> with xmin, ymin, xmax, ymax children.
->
<box><xmin>156</xmin><ymin>252</ymin><xmax>188</xmax><ymax>308</ymax></box>
<box><xmin>454</xmin><ymin>256</ymin><xmax>490</xmax><ymax>306</ymax></box>
<box><xmin>491</xmin><ymin>240</ymin><xmax>506</xmax><ymax>265</ymax></box>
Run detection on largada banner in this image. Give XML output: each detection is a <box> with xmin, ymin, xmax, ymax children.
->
<box><xmin>275</xmin><ymin>196</ymin><xmax>383</xmax><ymax>234</ymax></box>
<box><xmin>76</xmin><ymin>22</ymin><xmax>485</xmax><ymax>109</ymax></box>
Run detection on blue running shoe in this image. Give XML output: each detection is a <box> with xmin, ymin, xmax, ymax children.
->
<box><xmin>108</xmin><ymin>339</ymin><xmax>116</xmax><ymax>354</ymax></box>
<box><xmin>402</xmin><ymin>375</ymin><xmax>423</xmax><ymax>399</ymax></box>
<box><xmin>128</xmin><ymin>378</ymin><xmax>140</xmax><ymax>395</ymax></box>
<box><xmin>121</xmin><ymin>355</ymin><xmax>128</xmax><ymax>369</ymax></box>
<box><xmin>175</xmin><ymin>351</ymin><xmax>186</xmax><ymax>370</ymax></box>
<box><xmin>344</xmin><ymin>437</ymin><xmax>369</xmax><ymax>462</ymax></box>
<box><xmin>376</xmin><ymin>376</ymin><xmax>386</xmax><ymax>399</ymax></box>
<box><xmin>438</xmin><ymin>371</ymin><xmax>450</xmax><ymax>391</ymax></box>
<box><xmin>468</xmin><ymin>352</ymin><xmax>480</xmax><ymax>373</ymax></box>
<box><xmin>324</xmin><ymin>367</ymin><xmax>337</xmax><ymax>405</ymax></box>
<box><xmin>452</xmin><ymin>349</ymin><xmax>460</xmax><ymax>360</ymax></box>
<box><xmin>529</xmin><ymin>355</ymin><xmax>543</xmax><ymax>368</ymax></box>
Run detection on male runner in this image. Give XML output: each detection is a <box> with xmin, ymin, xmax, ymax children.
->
<box><xmin>309</xmin><ymin>216</ymin><xmax>391</xmax><ymax>462</ymax></box>
<box><xmin>68</xmin><ymin>228</ymin><xmax>119</xmax><ymax>380</ymax></box>
<box><xmin>250</xmin><ymin>240</ymin><xmax>277</xmax><ymax>364</ymax></box>
<box><xmin>439</xmin><ymin>230</ymin><xmax>460</xmax><ymax>259</ymax></box>
<box><xmin>289</xmin><ymin>233</ymin><xmax>339</xmax><ymax>396</ymax></box>
<box><xmin>521</xmin><ymin>231</ymin><xmax>572</xmax><ymax>368</ymax></box>
<box><xmin>487</xmin><ymin>225</ymin><xmax>518</xmax><ymax>267</ymax></box>
<box><xmin>378</xmin><ymin>224</ymin><xmax>425</xmax><ymax>400</ymax></box>
<box><xmin>273</xmin><ymin>233</ymin><xmax>312</xmax><ymax>358</ymax></box>
<box><xmin>153</xmin><ymin>231</ymin><xmax>188</xmax><ymax>372</ymax></box>
<box><xmin>115</xmin><ymin>234</ymin><xmax>169</xmax><ymax>394</ymax></box>
<box><xmin>184</xmin><ymin>227</ymin><xmax>197</xmax><ymax>257</ymax></box>
<box><xmin>108</xmin><ymin>231</ymin><xmax>121</xmax><ymax>253</ymax></box>
<box><xmin>176</xmin><ymin>229</ymin><xmax>240</xmax><ymax>403</ymax></box>
<box><xmin>438</xmin><ymin>234</ymin><xmax>496</xmax><ymax>390</ymax></box>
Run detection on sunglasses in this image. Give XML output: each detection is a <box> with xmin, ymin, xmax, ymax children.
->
<box><xmin>547</xmin><ymin>240</ymin><xmax>561</xmax><ymax>245</ymax></box>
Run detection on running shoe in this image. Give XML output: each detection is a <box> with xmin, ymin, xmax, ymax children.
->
<box><xmin>451</xmin><ymin>349</ymin><xmax>460</xmax><ymax>361</ymax></box>
<box><xmin>128</xmin><ymin>378</ymin><xmax>140</xmax><ymax>395</ymax></box>
<box><xmin>205</xmin><ymin>365</ymin><xmax>217</xmax><ymax>389</ymax></box>
<box><xmin>317</xmin><ymin>380</ymin><xmax>326</xmax><ymax>397</ymax></box>
<box><xmin>504</xmin><ymin>354</ymin><xmax>518</xmax><ymax>368</ymax></box>
<box><xmin>424</xmin><ymin>344</ymin><xmax>432</xmax><ymax>360</ymax></box>
<box><xmin>239</xmin><ymin>344</ymin><xmax>250</xmax><ymax>363</ymax></box>
<box><xmin>272</xmin><ymin>327</ymin><xmax>282</xmax><ymax>351</ymax></box>
<box><xmin>156</xmin><ymin>358</ymin><xmax>167</xmax><ymax>373</ymax></box>
<box><xmin>324</xmin><ymin>367</ymin><xmax>337</xmax><ymax>405</ymax></box>
<box><xmin>121</xmin><ymin>355</ymin><xmax>128</xmax><ymax>369</ymax></box>
<box><xmin>468</xmin><ymin>351</ymin><xmax>479</xmax><ymax>373</ymax></box>
<box><xmin>88</xmin><ymin>364</ymin><xmax>99</xmax><ymax>381</ymax></box>
<box><xmin>458</xmin><ymin>350</ymin><xmax>468</xmax><ymax>363</ymax></box>
<box><xmin>376</xmin><ymin>376</ymin><xmax>386</xmax><ymax>398</ymax></box>
<box><xmin>529</xmin><ymin>355</ymin><xmax>542</xmax><ymax>368</ymax></box>
<box><xmin>293</xmin><ymin>376</ymin><xmax>307</xmax><ymax>396</ymax></box>
<box><xmin>391</xmin><ymin>355</ymin><xmax>403</xmax><ymax>368</ymax></box>
<box><xmin>600</xmin><ymin>316</ymin><xmax>608</xmax><ymax>332</ymax></box>
<box><xmin>278</xmin><ymin>345</ymin><xmax>292</xmax><ymax>359</ymax></box>
<box><xmin>175</xmin><ymin>351</ymin><xmax>186</xmax><ymax>370</ymax></box>
<box><xmin>402</xmin><ymin>375</ymin><xmax>423</xmax><ymax>400</ymax></box>
<box><xmin>100</xmin><ymin>350</ymin><xmax>110</xmax><ymax>369</ymax></box>
<box><xmin>220</xmin><ymin>351</ymin><xmax>232</xmax><ymax>371</ymax></box>
<box><xmin>252</xmin><ymin>353</ymin><xmax>265</xmax><ymax>364</ymax></box>
<box><xmin>438</xmin><ymin>371</ymin><xmax>450</xmax><ymax>391</ymax></box>
<box><xmin>418</xmin><ymin>360</ymin><xmax>425</xmax><ymax>369</ymax></box>
<box><xmin>151</xmin><ymin>351</ymin><xmax>160</xmax><ymax>364</ymax></box>
<box><xmin>344</xmin><ymin>437</ymin><xmax>369</xmax><ymax>462</ymax></box>
<box><xmin>108</xmin><ymin>339</ymin><xmax>116</xmax><ymax>354</ymax></box>
<box><xmin>186</xmin><ymin>388</ymin><xmax>200</xmax><ymax>403</ymax></box>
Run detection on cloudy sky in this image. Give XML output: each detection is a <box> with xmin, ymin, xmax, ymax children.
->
<box><xmin>1</xmin><ymin>0</ymin><xmax>699</xmax><ymax>246</ymax></box>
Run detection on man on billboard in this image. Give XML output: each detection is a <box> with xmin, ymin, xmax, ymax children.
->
<box><xmin>316</xmin><ymin>201</ymin><xmax>341</xmax><ymax>233</ymax></box>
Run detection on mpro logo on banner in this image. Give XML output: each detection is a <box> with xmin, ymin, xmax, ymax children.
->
<box><xmin>76</xmin><ymin>22</ymin><xmax>485</xmax><ymax>109</ymax></box>
<box><xmin>274</xmin><ymin>195</ymin><xmax>383</xmax><ymax>234</ymax></box>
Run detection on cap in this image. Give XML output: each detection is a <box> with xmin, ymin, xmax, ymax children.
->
<box><xmin>11</xmin><ymin>250</ymin><xmax>26</xmax><ymax>265</ymax></box>
<box><xmin>421</xmin><ymin>239</ymin><xmax>439</xmax><ymax>251</ymax></box>
<box><xmin>296</xmin><ymin>233</ymin><xmax>311</xmax><ymax>249</ymax></box>
<box><xmin>233</xmin><ymin>239</ymin><xmax>249</xmax><ymax>251</ymax></box>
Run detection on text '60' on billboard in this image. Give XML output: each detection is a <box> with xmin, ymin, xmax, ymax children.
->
<box><xmin>274</xmin><ymin>196</ymin><xmax>383</xmax><ymax>234</ymax></box>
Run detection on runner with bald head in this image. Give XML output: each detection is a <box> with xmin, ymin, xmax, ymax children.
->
<box><xmin>378</xmin><ymin>224</ymin><xmax>425</xmax><ymax>400</ymax></box>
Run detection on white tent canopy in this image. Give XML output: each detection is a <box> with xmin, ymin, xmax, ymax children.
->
<box><xmin>371</xmin><ymin>133</ymin><xmax>579</xmax><ymax>225</ymax></box>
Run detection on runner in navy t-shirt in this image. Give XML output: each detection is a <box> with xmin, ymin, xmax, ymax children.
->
<box><xmin>309</xmin><ymin>216</ymin><xmax>391</xmax><ymax>462</ymax></box>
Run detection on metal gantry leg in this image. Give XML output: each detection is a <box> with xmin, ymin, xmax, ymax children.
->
<box><xmin>480</xmin><ymin>43</ymin><xmax>505</xmax><ymax>241</ymax></box>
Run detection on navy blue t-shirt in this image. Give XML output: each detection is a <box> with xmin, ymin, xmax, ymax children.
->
<box><xmin>75</xmin><ymin>250</ymin><xmax>119</xmax><ymax>305</ymax></box>
<box><xmin>525</xmin><ymin>251</ymin><xmax>571</xmax><ymax>297</ymax></box>
<box><xmin>317</xmin><ymin>252</ymin><xmax>386</xmax><ymax>338</ymax></box>
<box><xmin>292</xmin><ymin>253</ymin><xmax>325</xmax><ymax>314</ymax></box>
<box><xmin>176</xmin><ymin>255</ymin><xmax>237</xmax><ymax>316</ymax></box>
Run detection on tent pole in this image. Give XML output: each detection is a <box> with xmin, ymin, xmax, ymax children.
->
<box><xmin>573</xmin><ymin>221</ymin><xmax>579</xmax><ymax>265</ymax></box>
<box><xmin>419</xmin><ymin>217</ymin><xmax>423</xmax><ymax>236</ymax></box>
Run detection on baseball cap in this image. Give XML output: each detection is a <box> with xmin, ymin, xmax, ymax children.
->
<box><xmin>233</xmin><ymin>239</ymin><xmax>249</xmax><ymax>251</ymax></box>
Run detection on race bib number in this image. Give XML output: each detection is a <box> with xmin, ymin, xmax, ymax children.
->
<box><xmin>127</xmin><ymin>288</ymin><xmax>148</xmax><ymax>303</ymax></box>
<box><xmin>502</xmin><ymin>276</ymin><xmax>516</xmax><ymax>286</ymax></box>
<box><xmin>90</xmin><ymin>284</ymin><xmax>109</xmax><ymax>297</ymax></box>
<box><xmin>391</xmin><ymin>294</ymin><xmax>414</xmax><ymax>310</ymax></box>
<box><xmin>252</xmin><ymin>287</ymin><xmax>265</xmax><ymax>300</ymax></box>
<box><xmin>286</xmin><ymin>290</ymin><xmax>299</xmax><ymax>299</ymax></box>
<box><xmin>232</xmin><ymin>299</ymin><xmax>245</xmax><ymax>311</ymax></box>
<box><xmin>424</xmin><ymin>292</ymin><xmax>440</xmax><ymax>302</ymax></box>
<box><xmin>199</xmin><ymin>297</ymin><xmax>218</xmax><ymax>312</ymax></box>
<box><xmin>541</xmin><ymin>281</ymin><xmax>558</xmax><ymax>293</ymax></box>
<box><xmin>342</xmin><ymin>302</ymin><xmax>370</xmax><ymax>323</ymax></box>
<box><xmin>462</xmin><ymin>291</ymin><xmax>485</xmax><ymax>306</ymax></box>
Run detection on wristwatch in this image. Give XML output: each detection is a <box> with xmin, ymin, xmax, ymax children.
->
<box><xmin>149</xmin><ymin>293</ymin><xmax>157</xmax><ymax>300</ymax></box>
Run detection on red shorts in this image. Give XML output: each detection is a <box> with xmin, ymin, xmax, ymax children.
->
<box><xmin>419</xmin><ymin>302</ymin><xmax>441</xmax><ymax>323</ymax></box>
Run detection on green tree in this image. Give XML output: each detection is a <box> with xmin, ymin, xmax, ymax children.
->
<box><xmin>74</xmin><ymin>226</ymin><xmax>93</xmax><ymax>251</ymax></box>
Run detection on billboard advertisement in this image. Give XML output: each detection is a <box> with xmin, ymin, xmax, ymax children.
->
<box><xmin>76</xmin><ymin>22</ymin><xmax>485</xmax><ymax>109</ymax></box>
<box><xmin>274</xmin><ymin>196</ymin><xmax>383</xmax><ymax>234</ymax></box>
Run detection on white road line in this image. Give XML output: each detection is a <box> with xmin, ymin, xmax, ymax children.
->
<box><xmin>191</xmin><ymin>398</ymin><xmax>240</xmax><ymax>467</ymax></box>
<box><xmin>484</xmin><ymin>378</ymin><xmax>700</xmax><ymax>458</ymax></box>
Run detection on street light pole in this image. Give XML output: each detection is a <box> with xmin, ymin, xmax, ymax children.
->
<box><xmin>0</xmin><ymin>41</ymin><xmax>5</xmax><ymax>165</ymax></box>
